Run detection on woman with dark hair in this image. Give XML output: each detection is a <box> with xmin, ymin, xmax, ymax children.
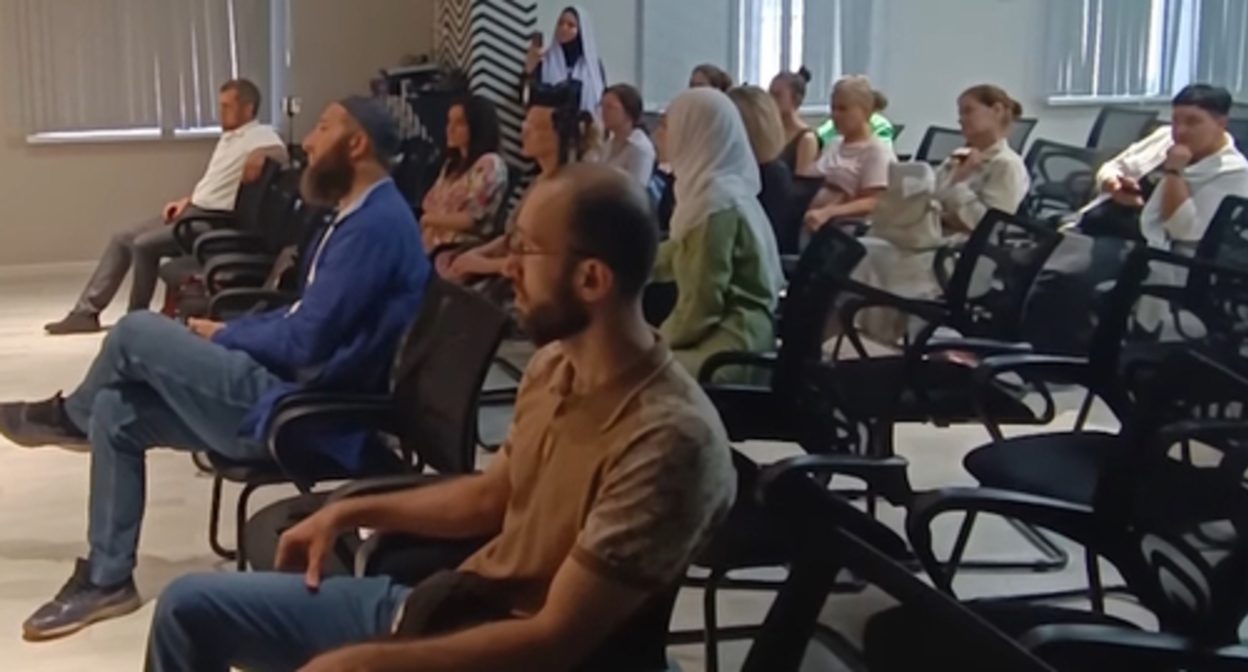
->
<box><xmin>419</xmin><ymin>95</ymin><xmax>509</xmax><ymax>251</ymax></box>
<box><xmin>689</xmin><ymin>64</ymin><xmax>733</xmax><ymax>92</ymax></box>
<box><xmin>769</xmin><ymin>67</ymin><xmax>820</xmax><ymax>174</ymax></box>
<box><xmin>599</xmin><ymin>83</ymin><xmax>656</xmax><ymax>186</ymax></box>
<box><xmin>523</xmin><ymin>6</ymin><xmax>606</xmax><ymax>114</ymax></box>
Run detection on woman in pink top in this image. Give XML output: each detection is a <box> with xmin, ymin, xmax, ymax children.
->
<box><xmin>802</xmin><ymin>76</ymin><xmax>895</xmax><ymax>231</ymax></box>
<box><xmin>420</xmin><ymin>95</ymin><xmax>509</xmax><ymax>252</ymax></box>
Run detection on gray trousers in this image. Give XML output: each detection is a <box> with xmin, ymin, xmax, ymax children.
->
<box><xmin>74</xmin><ymin>207</ymin><xmax>211</xmax><ymax>316</ymax></box>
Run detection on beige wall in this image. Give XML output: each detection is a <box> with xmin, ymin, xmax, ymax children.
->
<box><xmin>0</xmin><ymin>0</ymin><xmax>433</xmax><ymax>267</ymax></box>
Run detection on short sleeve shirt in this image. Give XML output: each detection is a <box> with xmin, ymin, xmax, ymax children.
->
<box><xmin>457</xmin><ymin>338</ymin><xmax>737</xmax><ymax>613</ymax></box>
<box><xmin>813</xmin><ymin>136</ymin><xmax>895</xmax><ymax>197</ymax></box>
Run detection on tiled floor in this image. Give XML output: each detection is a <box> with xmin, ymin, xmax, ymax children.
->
<box><xmin>0</xmin><ymin>264</ymin><xmax>1142</xmax><ymax>671</ymax></box>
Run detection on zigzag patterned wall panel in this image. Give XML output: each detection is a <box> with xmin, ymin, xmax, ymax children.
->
<box><xmin>435</xmin><ymin>0</ymin><xmax>536</xmax><ymax>170</ymax></box>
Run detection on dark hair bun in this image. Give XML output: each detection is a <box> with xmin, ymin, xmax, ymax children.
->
<box><xmin>796</xmin><ymin>66</ymin><xmax>812</xmax><ymax>83</ymax></box>
<box><xmin>1010</xmin><ymin>99</ymin><xmax>1024</xmax><ymax>120</ymax></box>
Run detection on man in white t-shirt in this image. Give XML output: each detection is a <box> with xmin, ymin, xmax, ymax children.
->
<box><xmin>46</xmin><ymin>79</ymin><xmax>287</xmax><ymax>335</ymax></box>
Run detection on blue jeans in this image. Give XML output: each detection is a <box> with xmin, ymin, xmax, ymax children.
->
<box><xmin>145</xmin><ymin>572</ymin><xmax>410</xmax><ymax>672</ymax></box>
<box><xmin>63</xmin><ymin>311</ymin><xmax>281</xmax><ymax>587</ymax></box>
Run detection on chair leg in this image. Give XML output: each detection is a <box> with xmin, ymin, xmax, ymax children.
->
<box><xmin>703</xmin><ymin>570</ymin><xmax>722</xmax><ymax>672</ymax></box>
<box><xmin>1086</xmin><ymin>549</ymin><xmax>1105</xmax><ymax>613</ymax></box>
<box><xmin>208</xmin><ymin>476</ymin><xmax>238</xmax><ymax>561</ymax></box>
<box><xmin>1073</xmin><ymin>390</ymin><xmax>1095</xmax><ymax>432</ymax></box>
<box><xmin>943</xmin><ymin>511</ymin><xmax>977</xmax><ymax>590</ymax></box>
<box><xmin>235</xmin><ymin>482</ymin><xmax>262</xmax><ymax>572</ymax></box>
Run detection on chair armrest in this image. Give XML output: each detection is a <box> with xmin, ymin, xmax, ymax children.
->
<box><xmin>326</xmin><ymin>473</ymin><xmax>462</xmax><ymax>505</ymax></box>
<box><xmin>905</xmin><ymin>486</ymin><xmax>1100</xmax><ymax>591</ymax></box>
<box><xmin>263</xmin><ymin>392</ymin><xmax>394</xmax><ymax>466</ymax></box>
<box><xmin>839</xmin><ymin>279</ymin><xmax>950</xmax><ymax>325</ymax></box>
<box><xmin>970</xmin><ymin>353</ymin><xmax>1093</xmax><ymax>389</ymax></box>
<box><xmin>920</xmin><ymin>338</ymin><xmax>1033</xmax><ymax>358</ymax></box>
<box><xmin>697</xmin><ymin>351</ymin><xmax>777</xmax><ymax>383</ymax></box>
<box><xmin>208</xmin><ymin>289</ymin><xmax>298</xmax><ymax>320</ymax></box>
<box><xmin>193</xmin><ymin>230</ymin><xmax>267</xmax><ymax>264</ymax></box>
<box><xmin>759</xmin><ymin>455</ymin><xmax>913</xmax><ymax>507</ymax></box>
<box><xmin>1021</xmin><ymin>624</ymin><xmax>1248</xmax><ymax>670</ymax></box>
<box><xmin>174</xmin><ymin>209</ymin><xmax>236</xmax><ymax>253</ymax></box>
<box><xmin>203</xmin><ymin>253</ymin><xmax>274</xmax><ymax>291</ymax></box>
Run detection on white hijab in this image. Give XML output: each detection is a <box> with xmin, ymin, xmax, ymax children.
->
<box><xmin>667</xmin><ymin>88</ymin><xmax>786</xmax><ymax>297</ymax></box>
<box><xmin>540</xmin><ymin>5</ymin><xmax>605</xmax><ymax>115</ymax></box>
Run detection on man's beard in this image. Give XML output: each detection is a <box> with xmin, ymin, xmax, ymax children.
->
<box><xmin>301</xmin><ymin>137</ymin><xmax>355</xmax><ymax>206</ymax></box>
<box><xmin>518</xmin><ymin>267</ymin><xmax>591</xmax><ymax>347</ymax></box>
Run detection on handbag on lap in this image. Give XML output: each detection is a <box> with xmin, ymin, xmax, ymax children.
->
<box><xmin>867</xmin><ymin>162</ymin><xmax>944</xmax><ymax>251</ymax></box>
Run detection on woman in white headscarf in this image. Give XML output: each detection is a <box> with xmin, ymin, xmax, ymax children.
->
<box><xmin>651</xmin><ymin>88</ymin><xmax>785</xmax><ymax>382</ymax></box>
<box><xmin>523</xmin><ymin>6</ymin><xmax>606</xmax><ymax>115</ymax></box>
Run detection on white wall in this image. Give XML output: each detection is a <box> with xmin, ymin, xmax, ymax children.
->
<box><xmin>553</xmin><ymin>0</ymin><xmax>1167</xmax><ymax>154</ymax></box>
<box><xmin>874</xmin><ymin>0</ymin><xmax>1120</xmax><ymax>154</ymax></box>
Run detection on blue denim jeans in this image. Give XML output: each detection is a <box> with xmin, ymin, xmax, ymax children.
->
<box><xmin>145</xmin><ymin>572</ymin><xmax>410</xmax><ymax>672</ymax></box>
<box><xmin>62</xmin><ymin>311</ymin><xmax>281</xmax><ymax>587</ymax></box>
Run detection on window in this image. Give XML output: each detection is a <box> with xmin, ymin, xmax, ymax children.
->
<box><xmin>0</xmin><ymin>0</ymin><xmax>286</xmax><ymax>142</ymax></box>
<box><xmin>1045</xmin><ymin>0</ymin><xmax>1248</xmax><ymax>103</ymax></box>
<box><xmin>637</xmin><ymin>0</ymin><xmax>876</xmax><ymax>111</ymax></box>
<box><xmin>738</xmin><ymin>0</ymin><xmax>876</xmax><ymax>110</ymax></box>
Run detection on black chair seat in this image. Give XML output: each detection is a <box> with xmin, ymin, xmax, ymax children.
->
<box><xmin>864</xmin><ymin>601</ymin><xmax>1143</xmax><ymax>672</ymax></box>
<box><xmin>963</xmin><ymin>431</ymin><xmax>1120</xmax><ymax>506</ymax></box>
<box><xmin>695</xmin><ymin>495</ymin><xmax>790</xmax><ymax>572</ymax></box>
<box><xmin>243</xmin><ymin>492</ymin><xmax>343</xmax><ymax>573</ymax></box>
<box><xmin>210</xmin><ymin>439</ymin><xmax>410</xmax><ymax>485</ymax></box>
<box><xmin>702</xmin><ymin>386</ymin><xmax>794</xmax><ymax>443</ymax></box>
<box><xmin>819</xmin><ymin>358</ymin><xmax>1042</xmax><ymax>425</ymax></box>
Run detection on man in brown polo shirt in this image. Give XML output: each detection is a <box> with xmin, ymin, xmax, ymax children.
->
<box><xmin>143</xmin><ymin>163</ymin><xmax>737</xmax><ymax>672</ymax></box>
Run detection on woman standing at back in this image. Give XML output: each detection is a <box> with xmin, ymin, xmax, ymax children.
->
<box><xmin>522</xmin><ymin>6</ymin><xmax>606</xmax><ymax>114</ymax></box>
<box><xmin>652</xmin><ymin>88</ymin><xmax>785</xmax><ymax>382</ymax></box>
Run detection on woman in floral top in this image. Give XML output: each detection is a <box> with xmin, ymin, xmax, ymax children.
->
<box><xmin>420</xmin><ymin>95</ymin><xmax>509</xmax><ymax>251</ymax></box>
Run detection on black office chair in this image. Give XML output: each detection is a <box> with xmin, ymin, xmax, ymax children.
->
<box><xmin>941</xmin><ymin>247</ymin><xmax>1248</xmax><ymax>600</ymax></box>
<box><xmin>871</xmin><ymin>349</ymin><xmax>1248</xmax><ymax>672</ymax></box>
<box><xmin>205</xmin><ymin>278</ymin><xmax>508</xmax><ymax>570</ymax></box>
<box><xmin>745</xmin><ymin>454</ymin><xmax>1058</xmax><ymax>672</ymax></box>
<box><xmin>908</xmin><ymin>125</ymin><xmax>964</xmax><ymax>164</ymax></box>
<box><xmin>890</xmin><ymin>123</ymin><xmax>905</xmax><ymax>142</ymax></box>
<box><xmin>1009</xmin><ymin>117</ymin><xmax>1039</xmax><ymax>152</ymax></box>
<box><xmin>1086</xmin><ymin>106</ymin><xmax>1159</xmax><ymax>153</ymax></box>
<box><xmin>665</xmin><ymin>227</ymin><xmax>866</xmax><ymax>672</ymax></box>
<box><xmin>1021</xmin><ymin>139</ymin><xmax>1103</xmax><ymax>221</ymax></box>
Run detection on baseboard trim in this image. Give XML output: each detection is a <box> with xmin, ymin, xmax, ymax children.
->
<box><xmin>0</xmin><ymin>261</ymin><xmax>96</xmax><ymax>280</ymax></box>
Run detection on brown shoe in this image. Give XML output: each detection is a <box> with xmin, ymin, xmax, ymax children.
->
<box><xmin>44</xmin><ymin>313</ymin><xmax>101</xmax><ymax>335</ymax></box>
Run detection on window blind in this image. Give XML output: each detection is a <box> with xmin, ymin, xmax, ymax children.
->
<box><xmin>1</xmin><ymin>0</ymin><xmax>279</xmax><ymax>139</ymax></box>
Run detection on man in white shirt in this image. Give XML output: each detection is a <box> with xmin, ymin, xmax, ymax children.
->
<box><xmin>1082</xmin><ymin>85</ymin><xmax>1248</xmax><ymax>250</ymax></box>
<box><xmin>46</xmin><ymin>79</ymin><xmax>287</xmax><ymax>335</ymax></box>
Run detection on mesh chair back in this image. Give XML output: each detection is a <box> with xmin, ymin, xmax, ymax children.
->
<box><xmin>255</xmin><ymin>167</ymin><xmax>305</xmax><ymax>252</ymax></box>
<box><xmin>914</xmin><ymin>126</ymin><xmax>964</xmax><ymax>164</ymax></box>
<box><xmin>1196</xmin><ymin>196</ymin><xmax>1248</xmax><ymax>268</ymax></box>
<box><xmin>232</xmin><ymin>159</ymin><xmax>283</xmax><ymax>234</ymax></box>
<box><xmin>1228</xmin><ymin>117</ymin><xmax>1248</xmax><ymax>153</ymax></box>
<box><xmin>1008</xmin><ymin>117</ymin><xmax>1038</xmax><ymax>152</ymax></box>
<box><xmin>1091</xmin><ymin>350</ymin><xmax>1248</xmax><ymax>643</ymax></box>
<box><xmin>890</xmin><ymin>123</ymin><xmax>905</xmax><ymax>142</ymax></box>
<box><xmin>1081</xmin><ymin>247</ymin><xmax>1248</xmax><ymax>417</ymax></box>
<box><xmin>1086</xmin><ymin>106</ymin><xmax>1160</xmax><ymax>152</ymax></box>
<box><xmin>393</xmin><ymin>138</ymin><xmax>443</xmax><ymax>207</ymax></box>
<box><xmin>389</xmin><ymin>278</ymin><xmax>508</xmax><ymax>474</ymax></box>
<box><xmin>1021</xmin><ymin>139</ymin><xmax>1102</xmax><ymax>218</ymax></box>
<box><xmin>942</xmin><ymin>209</ymin><xmax>1062</xmax><ymax>341</ymax></box>
<box><xmin>744</xmin><ymin>465</ymin><xmax>1058</xmax><ymax>672</ymax></box>
<box><xmin>774</xmin><ymin>226</ymin><xmax>865</xmax><ymax>393</ymax></box>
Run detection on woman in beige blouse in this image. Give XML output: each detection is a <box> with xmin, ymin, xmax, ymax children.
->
<box><xmin>852</xmin><ymin>84</ymin><xmax>1031</xmax><ymax>344</ymax></box>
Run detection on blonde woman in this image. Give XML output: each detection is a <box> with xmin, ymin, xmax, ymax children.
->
<box><xmin>803</xmin><ymin>76</ymin><xmax>895</xmax><ymax>231</ymax></box>
<box><xmin>727</xmin><ymin>85</ymin><xmax>797</xmax><ymax>252</ymax></box>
